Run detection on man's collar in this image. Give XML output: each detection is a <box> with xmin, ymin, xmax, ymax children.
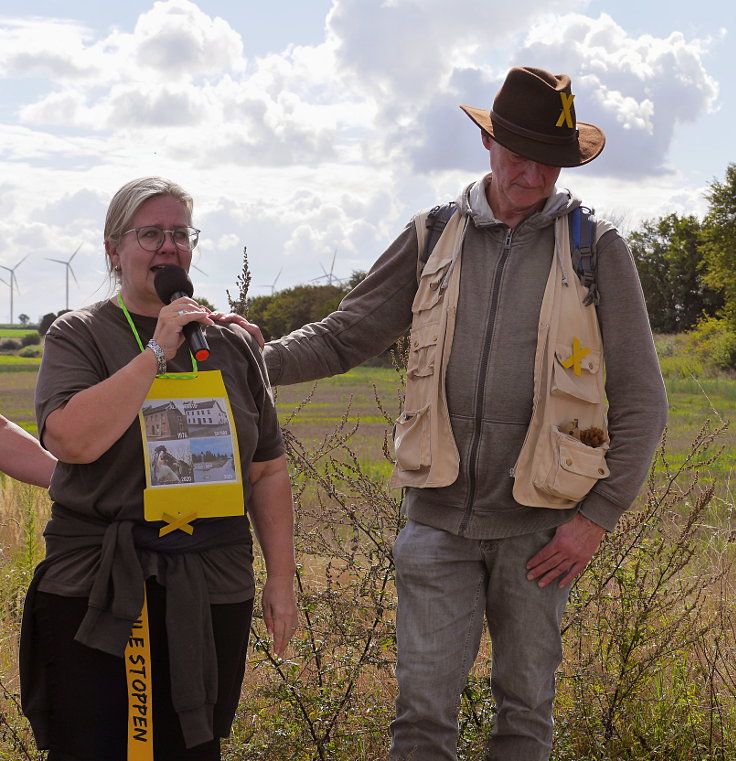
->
<box><xmin>465</xmin><ymin>173</ymin><xmax>571</xmax><ymax>226</ymax></box>
<box><xmin>467</xmin><ymin>173</ymin><xmax>497</xmax><ymax>224</ymax></box>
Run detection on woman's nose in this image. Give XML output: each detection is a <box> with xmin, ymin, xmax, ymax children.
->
<box><xmin>157</xmin><ymin>231</ymin><xmax>179</xmax><ymax>252</ymax></box>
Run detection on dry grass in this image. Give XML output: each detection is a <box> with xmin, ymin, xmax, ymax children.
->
<box><xmin>0</xmin><ymin>478</ymin><xmax>49</xmax><ymax>761</ymax></box>
<box><xmin>2</xmin><ymin>364</ymin><xmax>736</xmax><ymax>760</ymax></box>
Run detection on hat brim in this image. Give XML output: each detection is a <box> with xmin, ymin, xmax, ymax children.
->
<box><xmin>459</xmin><ymin>104</ymin><xmax>605</xmax><ymax>168</ymax></box>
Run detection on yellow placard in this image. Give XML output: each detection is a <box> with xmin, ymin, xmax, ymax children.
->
<box><xmin>138</xmin><ymin>370</ymin><xmax>244</xmax><ymax>525</ymax></box>
<box><xmin>126</xmin><ymin>590</ymin><xmax>153</xmax><ymax>761</ymax></box>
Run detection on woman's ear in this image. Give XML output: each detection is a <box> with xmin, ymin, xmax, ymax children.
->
<box><xmin>105</xmin><ymin>239</ymin><xmax>120</xmax><ymax>272</ymax></box>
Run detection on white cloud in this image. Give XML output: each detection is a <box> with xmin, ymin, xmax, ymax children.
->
<box><xmin>132</xmin><ymin>0</ymin><xmax>245</xmax><ymax>77</ymax></box>
<box><xmin>108</xmin><ymin>85</ymin><xmax>205</xmax><ymax>127</ymax></box>
<box><xmin>518</xmin><ymin>14</ymin><xmax>719</xmax><ymax>176</ymax></box>
<box><xmin>327</xmin><ymin>0</ymin><xmax>582</xmax><ymax>105</ymax></box>
<box><xmin>2</xmin><ymin>0</ymin><xmax>246</xmax><ymax>87</ymax></box>
<box><xmin>0</xmin><ymin>17</ymin><xmax>99</xmax><ymax>80</ymax></box>
<box><xmin>8</xmin><ymin>3</ymin><xmax>344</xmax><ymax>166</ymax></box>
<box><xmin>39</xmin><ymin>189</ymin><xmax>108</xmax><ymax>228</ymax></box>
<box><xmin>9</xmin><ymin>0</ymin><xmax>245</xmax><ymax>129</ymax></box>
<box><xmin>322</xmin><ymin>3</ymin><xmax>719</xmax><ymax>181</ymax></box>
<box><xmin>590</xmin><ymin>85</ymin><xmax>656</xmax><ymax>139</ymax></box>
<box><xmin>215</xmin><ymin>233</ymin><xmax>240</xmax><ymax>252</ymax></box>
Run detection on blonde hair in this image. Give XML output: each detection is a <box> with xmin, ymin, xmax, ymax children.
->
<box><xmin>104</xmin><ymin>177</ymin><xmax>194</xmax><ymax>280</ymax></box>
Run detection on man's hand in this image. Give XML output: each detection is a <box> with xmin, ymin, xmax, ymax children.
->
<box><xmin>209</xmin><ymin>311</ymin><xmax>265</xmax><ymax>348</ymax></box>
<box><xmin>526</xmin><ymin>513</ymin><xmax>606</xmax><ymax>588</ymax></box>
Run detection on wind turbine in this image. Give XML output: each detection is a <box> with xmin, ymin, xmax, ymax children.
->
<box><xmin>311</xmin><ymin>251</ymin><xmax>342</xmax><ymax>286</ymax></box>
<box><xmin>0</xmin><ymin>255</ymin><xmax>29</xmax><ymax>324</ymax></box>
<box><xmin>259</xmin><ymin>267</ymin><xmax>282</xmax><ymax>295</ymax></box>
<box><xmin>46</xmin><ymin>245</ymin><xmax>81</xmax><ymax>311</ymax></box>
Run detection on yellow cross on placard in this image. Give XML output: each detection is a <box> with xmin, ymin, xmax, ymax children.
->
<box><xmin>561</xmin><ymin>337</ymin><xmax>590</xmax><ymax>377</ymax></box>
<box><xmin>159</xmin><ymin>511</ymin><xmax>197</xmax><ymax>537</ymax></box>
<box><xmin>555</xmin><ymin>92</ymin><xmax>575</xmax><ymax>128</ymax></box>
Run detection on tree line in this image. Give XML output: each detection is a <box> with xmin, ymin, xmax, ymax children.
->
<box><xmin>629</xmin><ymin>162</ymin><xmax>736</xmax><ymax>368</ymax></box>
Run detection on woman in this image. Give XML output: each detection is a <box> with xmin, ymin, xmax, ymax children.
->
<box><xmin>21</xmin><ymin>177</ymin><xmax>297</xmax><ymax>761</ymax></box>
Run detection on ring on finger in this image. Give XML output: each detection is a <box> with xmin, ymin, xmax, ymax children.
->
<box><xmin>177</xmin><ymin>309</ymin><xmax>187</xmax><ymax>316</ymax></box>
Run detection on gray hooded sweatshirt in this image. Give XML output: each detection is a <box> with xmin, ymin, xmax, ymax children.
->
<box><xmin>264</xmin><ymin>175</ymin><xmax>667</xmax><ymax>537</ymax></box>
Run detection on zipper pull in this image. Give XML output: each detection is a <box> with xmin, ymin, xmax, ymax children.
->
<box><xmin>504</xmin><ymin>229</ymin><xmax>513</xmax><ymax>250</ymax></box>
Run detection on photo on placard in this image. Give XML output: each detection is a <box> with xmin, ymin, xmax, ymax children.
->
<box><xmin>148</xmin><ymin>440</ymin><xmax>194</xmax><ymax>486</ymax></box>
<box><xmin>181</xmin><ymin>398</ymin><xmax>231</xmax><ymax>439</ymax></box>
<box><xmin>190</xmin><ymin>437</ymin><xmax>237</xmax><ymax>484</ymax></box>
<box><xmin>141</xmin><ymin>399</ymin><xmax>189</xmax><ymax>442</ymax></box>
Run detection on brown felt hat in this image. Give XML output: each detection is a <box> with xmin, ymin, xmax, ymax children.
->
<box><xmin>460</xmin><ymin>66</ymin><xmax>605</xmax><ymax>167</ymax></box>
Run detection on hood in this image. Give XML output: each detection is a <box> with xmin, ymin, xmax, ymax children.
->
<box><xmin>457</xmin><ymin>173</ymin><xmax>581</xmax><ymax>229</ymax></box>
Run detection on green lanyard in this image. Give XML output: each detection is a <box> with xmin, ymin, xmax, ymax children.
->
<box><xmin>117</xmin><ymin>291</ymin><xmax>198</xmax><ymax>378</ymax></box>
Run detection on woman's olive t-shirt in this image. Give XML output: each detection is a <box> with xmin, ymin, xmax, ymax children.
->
<box><xmin>35</xmin><ymin>299</ymin><xmax>284</xmax><ymax>602</ymax></box>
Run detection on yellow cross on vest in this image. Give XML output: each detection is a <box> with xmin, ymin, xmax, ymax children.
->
<box><xmin>561</xmin><ymin>337</ymin><xmax>590</xmax><ymax>377</ymax></box>
<box><xmin>159</xmin><ymin>511</ymin><xmax>197</xmax><ymax>537</ymax></box>
<box><xmin>555</xmin><ymin>92</ymin><xmax>575</xmax><ymax>128</ymax></box>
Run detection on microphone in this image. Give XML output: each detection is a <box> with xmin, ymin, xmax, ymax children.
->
<box><xmin>153</xmin><ymin>265</ymin><xmax>211</xmax><ymax>361</ymax></box>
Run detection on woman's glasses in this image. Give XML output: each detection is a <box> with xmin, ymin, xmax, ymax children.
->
<box><xmin>122</xmin><ymin>226</ymin><xmax>200</xmax><ymax>251</ymax></box>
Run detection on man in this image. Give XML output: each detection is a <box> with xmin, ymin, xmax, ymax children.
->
<box><xmin>257</xmin><ymin>67</ymin><xmax>667</xmax><ymax>760</ymax></box>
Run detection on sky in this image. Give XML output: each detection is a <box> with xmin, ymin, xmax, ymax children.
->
<box><xmin>0</xmin><ymin>0</ymin><xmax>733</xmax><ymax>322</ymax></box>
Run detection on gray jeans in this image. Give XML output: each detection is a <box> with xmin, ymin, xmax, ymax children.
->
<box><xmin>389</xmin><ymin>520</ymin><xmax>570</xmax><ymax>761</ymax></box>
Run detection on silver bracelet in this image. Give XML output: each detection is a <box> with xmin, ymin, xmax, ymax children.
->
<box><xmin>146</xmin><ymin>338</ymin><xmax>167</xmax><ymax>375</ymax></box>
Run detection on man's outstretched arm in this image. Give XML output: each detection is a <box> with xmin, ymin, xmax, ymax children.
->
<box><xmin>0</xmin><ymin>414</ymin><xmax>57</xmax><ymax>488</ymax></box>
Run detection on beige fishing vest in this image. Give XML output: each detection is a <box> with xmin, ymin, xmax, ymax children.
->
<box><xmin>391</xmin><ymin>208</ymin><xmax>613</xmax><ymax>510</ymax></box>
<box><xmin>389</xmin><ymin>210</ymin><xmax>466</xmax><ymax>489</ymax></box>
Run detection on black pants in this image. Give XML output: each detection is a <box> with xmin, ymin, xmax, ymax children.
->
<box><xmin>34</xmin><ymin>579</ymin><xmax>252</xmax><ymax>761</ymax></box>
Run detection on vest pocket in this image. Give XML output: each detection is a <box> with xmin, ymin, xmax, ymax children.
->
<box><xmin>393</xmin><ymin>404</ymin><xmax>431</xmax><ymax>471</ymax></box>
<box><xmin>552</xmin><ymin>346</ymin><xmax>603</xmax><ymax>403</ymax></box>
<box><xmin>407</xmin><ymin>324</ymin><xmax>440</xmax><ymax>378</ymax></box>
<box><xmin>413</xmin><ymin>259</ymin><xmax>453</xmax><ymax>314</ymax></box>
<box><xmin>536</xmin><ymin>425</ymin><xmax>610</xmax><ymax>502</ymax></box>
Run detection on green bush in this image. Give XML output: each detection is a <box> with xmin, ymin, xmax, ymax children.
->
<box><xmin>654</xmin><ymin>334</ymin><xmax>708</xmax><ymax>379</ymax></box>
<box><xmin>653</xmin><ymin>334</ymin><xmax>679</xmax><ymax>358</ymax></box>
<box><xmin>18</xmin><ymin>346</ymin><xmax>41</xmax><ymax>358</ymax></box>
<box><xmin>0</xmin><ymin>338</ymin><xmax>22</xmax><ymax>351</ymax></box>
<box><xmin>685</xmin><ymin>317</ymin><xmax>736</xmax><ymax>370</ymax></box>
<box><xmin>21</xmin><ymin>333</ymin><xmax>40</xmax><ymax>347</ymax></box>
<box><xmin>658</xmin><ymin>352</ymin><xmax>705</xmax><ymax>380</ymax></box>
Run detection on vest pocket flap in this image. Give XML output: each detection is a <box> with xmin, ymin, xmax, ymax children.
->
<box><xmin>413</xmin><ymin>261</ymin><xmax>452</xmax><ymax>313</ymax></box>
<box><xmin>421</xmin><ymin>251</ymin><xmax>454</xmax><ymax>278</ymax></box>
<box><xmin>393</xmin><ymin>404</ymin><xmax>431</xmax><ymax>471</ymax></box>
<box><xmin>554</xmin><ymin>344</ymin><xmax>602</xmax><ymax>374</ymax></box>
<box><xmin>534</xmin><ymin>426</ymin><xmax>609</xmax><ymax>502</ymax></box>
<box><xmin>552</xmin><ymin>347</ymin><xmax>603</xmax><ymax>403</ymax></box>
<box><xmin>407</xmin><ymin>325</ymin><xmax>440</xmax><ymax>378</ymax></box>
<box><xmin>558</xmin><ymin>438</ymin><xmax>610</xmax><ymax>479</ymax></box>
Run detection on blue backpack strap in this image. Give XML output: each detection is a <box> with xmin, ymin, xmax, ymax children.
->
<box><xmin>570</xmin><ymin>205</ymin><xmax>599</xmax><ymax>306</ymax></box>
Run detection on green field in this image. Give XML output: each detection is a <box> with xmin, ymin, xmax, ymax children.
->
<box><xmin>2</xmin><ymin>361</ymin><xmax>735</xmax><ymax>483</ymax></box>
<box><xmin>0</xmin><ymin>327</ymin><xmax>37</xmax><ymax>338</ymax></box>
<box><xmin>0</xmin><ymin>355</ymin><xmax>41</xmax><ymax>367</ymax></box>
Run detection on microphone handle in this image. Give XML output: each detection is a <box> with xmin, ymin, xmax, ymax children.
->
<box><xmin>170</xmin><ymin>290</ymin><xmax>211</xmax><ymax>361</ymax></box>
